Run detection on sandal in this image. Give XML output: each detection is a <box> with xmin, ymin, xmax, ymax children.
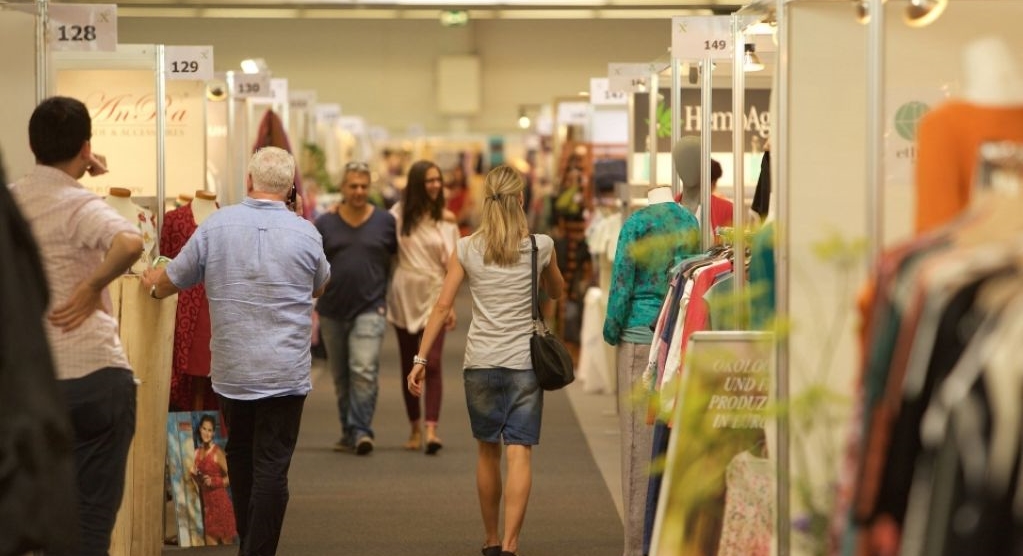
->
<box><xmin>481</xmin><ymin>545</ymin><xmax>501</xmax><ymax>556</ymax></box>
<box><xmin>403</xmin><ymin>429</ymin><xmax>422</xmax><ymax>451</ymax></box>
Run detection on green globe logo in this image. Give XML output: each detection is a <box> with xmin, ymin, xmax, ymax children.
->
<box><xmin>894</xmin><ymin>101</ymin><xmax>930</xmax><ymax>142</ymax></box>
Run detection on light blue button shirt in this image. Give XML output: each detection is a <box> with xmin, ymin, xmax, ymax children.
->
<box><xmin>167</xmin><ymin>198</ymin><xmax>330</xmax><ymax>400</ymax></box>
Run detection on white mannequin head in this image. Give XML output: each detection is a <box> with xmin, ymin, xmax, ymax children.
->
<box><xmin>961</xmin><ymin>36</ymin><xmax>1023</xmax><ymax>106</ymax></box>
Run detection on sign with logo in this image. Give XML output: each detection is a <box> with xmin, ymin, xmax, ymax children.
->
<box><xmin>884</xmin><ymin>88</ymin><xmax>949</xmax><ymax>187</ymax></box>
<box><xmin>55</xmin><ymin>69</ymin><xmax>206</xmax><ymax>198</ymax></box>
<box><xmin>633</xmin><ymin>88</ymin><xmax>771</xmax><ymax>153</ymax></box>
<box><xmin>48</xmin><ymin>3</ymin><xmax>117</xmax><ymax>52</ymax></box>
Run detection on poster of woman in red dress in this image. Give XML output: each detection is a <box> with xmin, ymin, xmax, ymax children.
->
<box><xmin>191</xmin><ymin>413</ymin><xmax>237</xmax><ymax>545</ymax></box>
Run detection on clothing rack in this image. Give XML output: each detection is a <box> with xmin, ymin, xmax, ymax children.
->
<box><xmin>844</xmin><ymin>140</ymin><xmax>1023</xmax><ymax>556</ymax></box>
<box><xmin>975</xmin><ymin>141</ymin><xmax>1023</xmax><ymax>195</ymax></box>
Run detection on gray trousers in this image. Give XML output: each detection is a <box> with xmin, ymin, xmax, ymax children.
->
<box><xmin>617</xmin><ymin>341</ymin><xmax>653</xmax><ymax>556</ymax></box>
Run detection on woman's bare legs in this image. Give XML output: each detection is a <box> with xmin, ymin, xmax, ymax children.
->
<box><xmin>501</xmin><ymin>444</ymin><xmax>532</xmax><ymax>554</ymax></box>
<box><xmin>477</xmin><ymin>440</ymin><xmax>502</xmax><ymax>549</ymax></box>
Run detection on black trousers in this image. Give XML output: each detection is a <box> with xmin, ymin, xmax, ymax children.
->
<box><xmin>219</xmin><ymin>394</ymin><xmax>306</xmax><ymax>556</ymax></box>
<box><xmin>56</xmin><ymin>367</ymin><xmax>137</xmax><ymax>556</ymax></box>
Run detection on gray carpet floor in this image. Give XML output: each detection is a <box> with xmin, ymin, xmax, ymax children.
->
<box><xmin>163</xmin><ymin>289</ymin><xmax>623</xmax><ymax>555</ymax></box>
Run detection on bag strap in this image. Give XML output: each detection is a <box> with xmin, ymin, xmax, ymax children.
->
<box><xmin>529</xmin><ymin>234</ymin><xmax>542</xmax><ymax>325</ymax></box>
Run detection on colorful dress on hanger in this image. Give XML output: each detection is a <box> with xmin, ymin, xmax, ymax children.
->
<box><xmin>161</xmin><ymin>203</ymin><xmax>216</xmax><ymax>411</ymax></box>
<box><xmin>192</xmin><ymin>444</ymin><xmax>237</xmax><ymax>541</ymax></box>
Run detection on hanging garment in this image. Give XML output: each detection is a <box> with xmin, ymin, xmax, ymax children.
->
<box><xmin>914</xmin><ymin>101</ymin><xmax>1023</xmax><ymax>233</ymax></box>
<box><xmin>253</xmin><ymin>109</ymin><xmax>303</xmax><ymax>203</ymax></box>
<box><xmin>577</xmin><ymin>286</ymin><xmax>613</xmax><ymax>394</ymax></box>
<box><xmin>716</xmin><ymin>450</ymin><xmax>774</xmax><ymax>556</ymax></box>
<box><xmin>161</xmin><ymin>203</ymin><xmax>216</xmax><ymax>411</ymax></box>
<box><xmin>750</xmin><ymin>151</ymin><xmax>771</xmax><ymax>220</ymax></box>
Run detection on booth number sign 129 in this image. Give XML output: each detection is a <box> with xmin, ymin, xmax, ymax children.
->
<box><xmin>164</xmin><ymin>46</ymin><xmax>214</xmax><ymax>81</ymax></box>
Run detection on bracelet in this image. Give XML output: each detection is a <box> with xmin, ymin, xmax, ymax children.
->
<box><xmin>412</xmin><ymin>355</ymin><xmax>428</xmax><ymax>366</ymax></box>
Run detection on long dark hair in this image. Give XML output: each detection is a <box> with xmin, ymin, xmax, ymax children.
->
<box><xmin>401</xmin><ymin>160</ymin><xmax>444</xmax><ymax>236</ymax></box>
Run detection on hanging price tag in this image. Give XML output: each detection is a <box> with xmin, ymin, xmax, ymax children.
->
<box><xmin>608</xmin><ymin>63</ymin><xmax>652</xmax><ymax>93</ymax></box>
<box><xmin>47</xmin><ymin>4</ymin><xmax>117</xmax><ymax>52</ymax></box>
<box><xmin>164</xmin><ymin>46</ymin><xmax>214</xmax><ymax>81</ymax></box>
<box><xmin>232</xmin><ymin>72</ymin><xmax>270</xmax><ymax>99</ymax></box>
<box><xmin>671</xmin><ymin>15</ymin><xmax>733</xmax><ymax>61</ymax></box>
<box><xmin>590</xmin><ymin>78</ymin><xmax>627</xmax><ymax>106</ymax></box>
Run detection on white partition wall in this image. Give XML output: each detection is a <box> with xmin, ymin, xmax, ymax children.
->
<box><xmin>778</xmin><ymin>1</ymin><xmax>1023</xmax><ymax>553</ymax></box>
<box><xmin>0</xmin><ymin>10</ymin><xmax>38</xmax><ymax>180</ymax></box>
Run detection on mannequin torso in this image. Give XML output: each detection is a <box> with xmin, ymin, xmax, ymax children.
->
<box><xmin>914</xmin><ymin>37</ymin><xmax>1023</xmax><ymax>233</ymax></box>
<box><xmin>105</xmin><ymin>187</ymin><xmax>156</xmax><ymax>272</ymax></box>
<box><xmin>192</xmin><ymin>190</ymin><xmax>218</xmax><ymax>225</ymax></box>
<box><xmin>105</xmin><ymin>188</ymin><xmax>140</xmax><ymax>223</ymax></box>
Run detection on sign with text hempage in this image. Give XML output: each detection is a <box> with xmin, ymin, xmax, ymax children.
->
<box><xmin>650</xmin><ymin>331</ymin><xmax>776</xmax><ymax>556</ymax></box>
<box><xmin>633</xmin><ymin>88</ymin><xmax>771</xmax><ymax>153</ymax></box>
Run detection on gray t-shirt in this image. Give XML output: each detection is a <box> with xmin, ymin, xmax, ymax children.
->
<box><xmin>459</xmin><ymin>234</ymin><xmax>554</xmax><ymax>370</ymax></box>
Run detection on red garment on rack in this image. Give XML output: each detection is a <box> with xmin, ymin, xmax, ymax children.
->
<box><xmin>253</xmin><ymin>109</ymin><xmax>304</xmax><ymax>208</ymax></box>
<box><xmin>161</xmin><ymin>203</ymin><xmax>217</xmax><ymax>411</ymax></box>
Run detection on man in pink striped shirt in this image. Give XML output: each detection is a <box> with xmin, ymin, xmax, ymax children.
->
<box><xmin>10</xmin><ymin>96</ymin><xmax>144</xmax><ymax>556</ymax></box>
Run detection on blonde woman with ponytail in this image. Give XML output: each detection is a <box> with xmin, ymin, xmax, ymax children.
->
<box><xmin>408</xmin><ymin>165</ymin><xmax>565</xmax><ymax>556</ymax></box>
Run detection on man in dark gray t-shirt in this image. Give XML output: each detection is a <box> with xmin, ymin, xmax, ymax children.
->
<box><xmin>314</xmin><ymin>161</ymin><xmax>397</xmax><ymax>455</ymax></box>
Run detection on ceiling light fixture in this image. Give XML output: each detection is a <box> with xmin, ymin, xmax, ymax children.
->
<box><xmin>240</xmin><ymin>58</ymin><xmax>268</xmax><ymax>74</ymax></box>
<box><xmin>904</xmin><ymin>0</ymin><xmax>947</xmax><ymax>27</ymax></box>
<box><xmin>743</xmin><ymin>44</ymin><xmax>764</xmax><ymax>72</ymax></box>
<box><xmin>518</xmin><ymin>114</ymin><xmax>531</xmax><ymax>129</ymax></box>
<box><xmin>854</xmin><ymin>0</ymin><xmax>947</xmax><ymax>26</ymax></box>
<box><xmin>854</xmin><ymin>0</ymin><xmax>870</xmax><ymax>23</ymax></box>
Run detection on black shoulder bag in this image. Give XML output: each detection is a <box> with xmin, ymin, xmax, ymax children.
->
<box><xmin>529</xmin><ymin>234</ymin><xmax>575</xmax><ymax>391</ymax></box>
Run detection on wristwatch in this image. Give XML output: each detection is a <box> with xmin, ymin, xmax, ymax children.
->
<box><xmin>412</xmin><ymin>355</ymin><xmax>428</xmax><ymax>366</ymax></box>
<box><xmin>149</xmin><ymin>284</ymin><xmax>159</xmax><ymax>299</ymax></box>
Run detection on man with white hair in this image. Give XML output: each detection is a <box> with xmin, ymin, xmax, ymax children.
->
<box><xmin>144</xmin><ymin>146</ymin><xmax>330</xmax><ymax>555</ymax></box>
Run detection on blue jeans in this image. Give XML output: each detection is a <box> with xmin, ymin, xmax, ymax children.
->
<box><xmin>320</xmin><ymin>311</ymin><xmax>386</xmax><ymax>443</ymax></box>
<box><xmin>464</xmin><ymin>368</ymin><xmax>543</xmax><ymax>445</ymax></box>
